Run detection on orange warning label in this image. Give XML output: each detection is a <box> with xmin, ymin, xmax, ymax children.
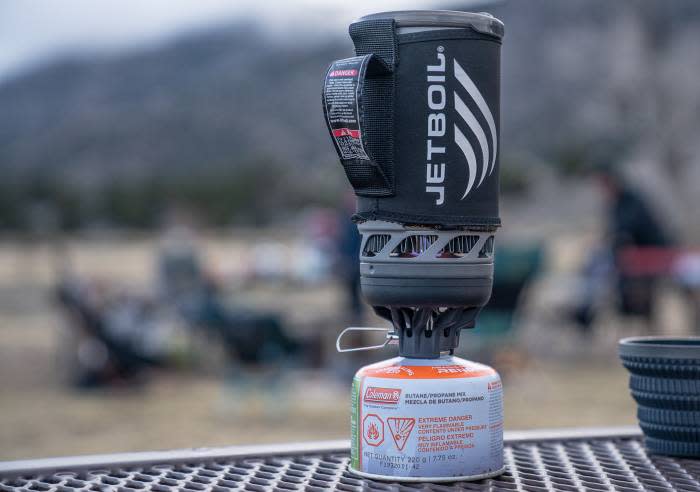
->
<box><xmin>358</xmin><ymin>361</ymin><xmax>496</xmax><ymax>380</ymax></box>
<box><xmin>416</xmin><ymin>414</ymin><xmax>483</xmax><ymax>453</ymax></box>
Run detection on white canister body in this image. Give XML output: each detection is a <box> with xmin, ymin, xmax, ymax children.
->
<box><xmin>350</xmin><ymin>355</ymin><xmax>503</xmax><ymax>482</ymax></box>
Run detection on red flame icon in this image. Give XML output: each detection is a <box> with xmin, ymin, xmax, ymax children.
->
<box><xmin>362</xmin><ymin>414</ymin><xmax>384</xmax><ymax>447</ymax></box>
<box><xmin>367</xmin><ymin>422</ymin><xmax>379</xmax><ymax>440</ymax></box>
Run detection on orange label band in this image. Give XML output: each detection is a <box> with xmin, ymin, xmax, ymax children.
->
<box><xmin>358</xmin><ymin>364</ymin><xmax>496</xmax><ymax>380</ymax></box>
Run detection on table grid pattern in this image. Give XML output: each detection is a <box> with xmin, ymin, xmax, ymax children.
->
<box><xmin>2</xmin><ymin>436</ymin><xmax>700</xmax><ymax>491</ymax></box>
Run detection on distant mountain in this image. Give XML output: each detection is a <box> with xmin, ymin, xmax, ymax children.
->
<box><xmin>0</xmin><ymin>24</ymin><xmax>346</xmax><ymax>186</ymax></box>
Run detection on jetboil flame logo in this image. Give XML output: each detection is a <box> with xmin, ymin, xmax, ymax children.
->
<box><xmin>426</xmin><ymin>46</ymin><xmax>497</xmax><ymax>205</ymax></box>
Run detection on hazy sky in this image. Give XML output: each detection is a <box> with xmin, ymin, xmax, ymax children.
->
<box><xmin>0</xmin><ymin>0</ymin><xmax>443</xmax><ymax>82</ymax></box>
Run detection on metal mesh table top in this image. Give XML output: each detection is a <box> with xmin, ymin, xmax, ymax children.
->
<box><xmin>2</xmin><ymin>428</ymin><xmax>700</xmax><ymax>491</ymax></box>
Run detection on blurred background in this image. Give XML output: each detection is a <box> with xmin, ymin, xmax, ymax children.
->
<box><xmin>1</xmin><ymin>0</ymin><xmax>700</xmax><ymax>460</ymax></box>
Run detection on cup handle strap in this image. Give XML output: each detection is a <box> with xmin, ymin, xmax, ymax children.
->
<box><xmin>322</xmin><ymin>53</ymin><xmax>394</xmax><ymax>197</ymax></box>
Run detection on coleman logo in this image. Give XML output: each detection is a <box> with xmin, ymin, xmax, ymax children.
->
<box><xmin>425</xmin><ymin>47</ymin><xmax>497</xmax><ymax>205</ymax></box>
<box><xmin>364</xmin><ymin>387</ymin><xmax>401</xmax><ymax>404</ymax></box>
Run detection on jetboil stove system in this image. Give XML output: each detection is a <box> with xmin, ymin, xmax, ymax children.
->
<box><xmin>322</xmin><ymin>10</ymin><xmax>505</xmax><ymax>482</ymax></box>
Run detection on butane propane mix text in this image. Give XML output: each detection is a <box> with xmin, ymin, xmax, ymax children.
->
<box><xmin>322</xmin><ymin>10</ymin><xmax>505</xmax><ymax>482</ymax></box>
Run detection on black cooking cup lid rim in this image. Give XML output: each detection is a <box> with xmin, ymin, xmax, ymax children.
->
<box><xmin>620</xmin><ymin>336</ymin><xmax>700</xmax><ymax>360</ymax></box>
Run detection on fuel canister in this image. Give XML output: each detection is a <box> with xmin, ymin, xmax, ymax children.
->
<box><xmin>350</xmin><ymin>355</ymin><xmax>504</xmax><ymax>482</ymax></box>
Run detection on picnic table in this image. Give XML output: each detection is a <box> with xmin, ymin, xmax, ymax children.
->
<box><xmin>2</xmin><ymin>427</ymin><xmax>699</xmax><ymax>491</ymax></box>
